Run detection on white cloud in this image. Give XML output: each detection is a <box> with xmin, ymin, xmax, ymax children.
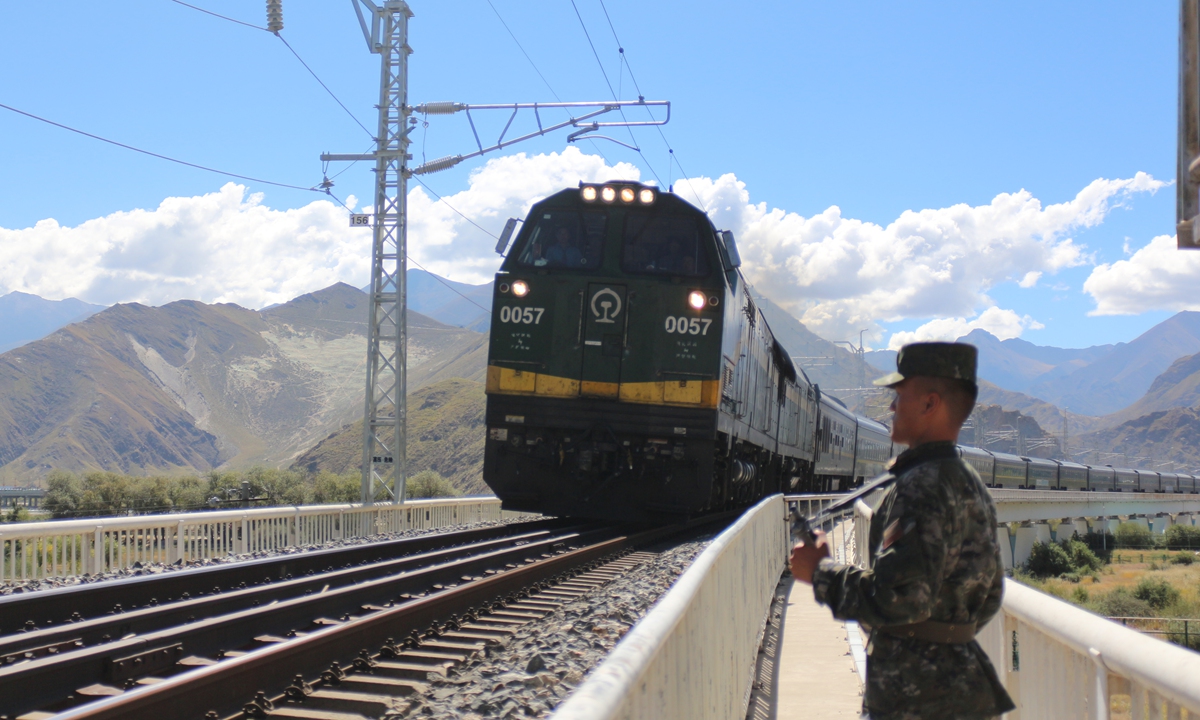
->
<box><xmin>682</xmin><ymin>171</ymin><xmax>1162</xmax><ymax>342</ymax></box>
<box><xmin>0</xmin><ymin>150</ymin><xmax>1164</xmax><ymax>341</ymax></box>
<box><xmin>1018</xmin><ymin>271</ymin><xmax>1042</xmax><ymax>288</ymax></box>
<box><xmin>1083</xmin><ymin>234</ymin><xmax>1200</xmax><ymax>315</ymax></box>
<box><xmin>886</xmin><ymin>307</ymin><xmax>1046</xmax><ymax>350</ymax></box>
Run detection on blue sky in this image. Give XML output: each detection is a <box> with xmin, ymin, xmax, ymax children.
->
<box><xmin>0</xmin><ymin>1</ymin><xmax>1190</xmax><ymax>349</ymax></box>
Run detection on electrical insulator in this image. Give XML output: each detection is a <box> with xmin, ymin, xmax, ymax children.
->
<box><xmin>412</xmin><ymin>155</ymin><xmax>465</xmax><ymax>175</ymax></box>
<box><xmin>267</xmin><ymin>0</ymin><xmax>284</xmax><ymax>33</ymax></box>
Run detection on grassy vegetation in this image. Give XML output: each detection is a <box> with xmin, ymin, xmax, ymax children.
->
<box><xmin>37</xmin><ymin>466</ymin><xmax>464</xmax><ymax>519</ymax></box>
<box><xmin>1015</xmin><ymin>526</ymin><xmax>1200</xmax><ymax>650</ymax></box>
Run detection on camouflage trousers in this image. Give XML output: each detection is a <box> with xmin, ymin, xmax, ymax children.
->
<box><xmin>861</xmin><ymin>633</ymin><xmax>1011</xmax><ymax>719</ymax></box>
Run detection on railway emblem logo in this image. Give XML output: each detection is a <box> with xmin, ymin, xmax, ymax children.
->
<box><xmin>590</xmin><ymin>288</ymin><xmax>622</xmax><ymax>324</ymax></box>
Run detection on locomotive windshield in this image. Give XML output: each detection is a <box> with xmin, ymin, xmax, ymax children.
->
<box><xmin>512</xmin><ymin>210</ymin><xmax>606</xmax><ymax>269</ymax></box>
<box><xmin>621</xmin><ymin>211</ymin><xmax>712</xmax><ymax>277</ymax></box>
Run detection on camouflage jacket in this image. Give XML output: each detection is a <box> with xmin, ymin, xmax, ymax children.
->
<box><xmin>812</xmin><ymin>441</ymin><xmax>1015</xmax><ymax>720</ymax></box>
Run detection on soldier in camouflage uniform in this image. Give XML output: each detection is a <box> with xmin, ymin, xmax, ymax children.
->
<box><xmin>790</xmin><ymin>342</ymin><xmax>1015</xmax><ymax>720</ymax></box>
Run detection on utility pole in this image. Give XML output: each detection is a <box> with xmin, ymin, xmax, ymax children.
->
<box><xmin>322</xmin><ymin>1</ymin><xmax>670</xmax><ymax>505</ymax></box>
<box><xmin>323</xmin><ymin>0</ymin><xmax>415</xmax><ymax>505</ymax></box>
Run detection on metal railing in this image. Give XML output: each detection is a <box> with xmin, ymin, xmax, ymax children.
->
<box><xmin>977</xmin><ymin>581</ymin><xmax>1200</xmax><ymax>719</ymax></box>
<box><xmin>1107</xmin><ymin>616</ymin><xmax>1200</xmax><ymax>650</ymax></box>
<box><xmin>552</xmin><ymin>495</ymin><xmax>790</xmax><ymax>720</ymax></box>
<box><xmin>0</xmin><ymin>497</ymin><xmax>515</xmax><ymax>582</ymax></box>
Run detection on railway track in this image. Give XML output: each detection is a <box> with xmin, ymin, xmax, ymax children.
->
<box><xmin>1</xmin><ymin>515</ymin><xmax>725</xmax><ymax>719</ymax></box>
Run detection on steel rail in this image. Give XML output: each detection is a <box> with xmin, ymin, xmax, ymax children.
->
<box><xmin>0</xmin><ymin>517</ymin><xmax>570</xmax><ymax>633</ymax></box>
<box><xmin>0</xmin><ymin>523</ymin><xmax>590</xmax><ymax>663</ymax></box>
<box><xmin>0</xmin><ymin>524</ymin><xmax>617</xmax><ymax>717</ymax></box>
<box><xmin>50</xmin><ymin>517</ymin><xmax>729</xmax><ymax>720</ymax></box>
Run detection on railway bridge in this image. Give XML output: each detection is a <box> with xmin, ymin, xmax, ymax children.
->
<box><xmin>0</xmin><ymin>490</ymin><xmax>1197</xmax><ymax>718</ymax></box>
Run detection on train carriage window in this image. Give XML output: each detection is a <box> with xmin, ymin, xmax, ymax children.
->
<box><xmin>621</xmin><ymin>211</ymin><xmax>712</xmax><ymax>277</ymax></box>
<box><xmin>513</xmin><ymin>210</ymin><xmax>606</xmax><ymax>269</ymax></box>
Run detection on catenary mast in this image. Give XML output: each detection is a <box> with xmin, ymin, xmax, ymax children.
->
<box><xmin>323</xmin><ymin>0</ymin><xmax>414</xmax><ymax>505</ymax></box>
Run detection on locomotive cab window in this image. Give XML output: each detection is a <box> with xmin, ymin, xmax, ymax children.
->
<box><xmin>512</xmin><ymin>210</ymin><xmax>606</xmax><ymax>270</ymax></box>
<box><xmin>621</xmin><ymin>211</ymin><xmax>712</xmax><ymax>277</ymax></box>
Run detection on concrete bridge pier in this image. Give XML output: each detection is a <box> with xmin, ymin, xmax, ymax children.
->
<box><xmin>997</xmin><ymin>526</ymin><xmax>1014</xmax><ymax>571</ymax></box>
<box><xmin>1152</xmin><ymin>514</ymin><xmax>1174</xmax><ymax>535</ymax></box>
<box><xmin>1070</xmin><ymin>518</ymin><xmax>1090</xmax><ymax>538</ymax></box>
<box><xmin>1013</xmin><ymin>522</ymin><xmax>1047</xmax><ymax>568</ymax></box>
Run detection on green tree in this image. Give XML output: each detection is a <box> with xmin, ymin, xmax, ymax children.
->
<box><xmin>1026</xmin><ymin>541</ymin><xmax>1073</xmax><ymax>578</ymax></box>
<box><xmin>1115</xmin><ymin>521</ymin><xmax>1154</xmax><ymax>549</ymax></box>
<box><xmin>1063</xmin><ymin>539</ymin><xmax>1102</xmax><ymax>574</ymax></box>
<box><xmin>244</xmin><ymin>466</ymin><xmax>309</xmax><ymax>505</ymax></box>
<box><xmin>1165</xmin><ymin>524</ymin><xmax>1200</xmax><ymax>550</ymax></box>
<box><xmin>311</xmin><ymin>472</ymin><xmax>360</xmax><ymax>504</ymax></box>
<box><xmin>43</xmin><ymin>470</ymin><xmax>83</xmax><ymax>518</ymax></box>
<box><xmin>168</xmin><ymin>476</ymin><xmax>208</xmax><ymax>511</ymax></box>
<box><xmin>406</xmin><ymin>470</ymin><xmax>462</xmax><ymax>499</ymax></box>
<box><xmin>128</xmin><ymin>476</ymin><xmax>172</xmax><ymax>513</ymax></box>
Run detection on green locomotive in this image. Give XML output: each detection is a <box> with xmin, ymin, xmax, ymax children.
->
<box><xmin>483</xmin><ymin>181</ymin><xmax>893</xmax><ymax>521</ymax></box>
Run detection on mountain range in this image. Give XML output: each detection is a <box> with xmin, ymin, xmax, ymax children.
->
<box><xmin>0</xmin><ymin>292</ymin><xmax>105</xmax><ymax>354</ymax></box>
<box><xmin>0</xmin><ymin>283</ymin><xmax>484</xmax><ymax>484</ymax></box>
<box><xmin>865</xmin><ymin>312</ymin><xmax>1200</xmax><ymax>419</ymax></box>
<box><xmin>6</xmin><ymin>270</ymin><xmax>1200</xmax><ymax>486</ymax></box>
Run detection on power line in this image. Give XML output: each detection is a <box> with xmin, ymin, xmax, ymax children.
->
<box><xmin>404</xmin><ymin>254</ymin><xmax>491</xmax><ymax>316</ymax></box>
<box><xmin>326</xmin><ymin>190</ymin><xmax>491</xmax><ymax>318</ymax></box>
<box><xmin>411</xmin><ymin>177</ymin><xmax>499</xmax><ymax>240</ymax></box>
<box><xmin>566</xmin><ymin>0</ymin><xmax>665</xmax><ymax>187</ymax></box>
<box><xmin>0</xmin><ymin>101</ymin><xmax>321</xmax><ymax>193</ymax></box>
<box><xmin>167</xmin><ymin>0</ymin><xmax>265</xmax><ymax>31</ymax></box>
<box><xmin>276</xmin><ymin>35</ymin><xmax>374</xmax><ymax>139</ymax></box>
<box><xmin>167</xmin><ymin>0</ymin><xmax>373</xmax><ymax>140</ymax></box>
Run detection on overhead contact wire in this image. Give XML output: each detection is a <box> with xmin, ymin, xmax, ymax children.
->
<box><xmin>484</xmin><ymin>0</ymin><xmax>610</xmax><ymax>164</ymax></box>
<box><xmin>594</xmin><ymin>0</ymin><xmax>706</xmax><ymax>211</ymax></box>
<box><xmin>566</xmin><ymin>0</ymin><xmax>664</xmax><ymax>187</ymax></box>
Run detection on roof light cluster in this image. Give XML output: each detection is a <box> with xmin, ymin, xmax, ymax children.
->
<box><xmin>581</xmin><ymin>184</ymin><xmax>655</xmax><ymax>205</ymax></box>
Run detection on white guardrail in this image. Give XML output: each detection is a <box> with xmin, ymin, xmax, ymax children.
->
<box><xmin>552</xmin><ymin>494</ymin><xmax>790</xmax><ymax>720</ymax></box>
<box><xmin>0</xmin><ymin>497</ymin><xmax>512</xmax><ymax>582</ymax></box>
<box><xmin>979</xmin><ymin>580</ymin><xmax>1200</xmax><ymax>720</ymax></box>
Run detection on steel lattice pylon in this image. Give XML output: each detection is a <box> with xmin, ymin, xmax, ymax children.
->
<box><xmin>323</xmin><ymin>0</ymin><xmax>414</xmax><ymax>505</ymax></box>
<box><xmin>361</xmin><ymin>1</ymin><xmax>412</xmax><ymax>505</ymax></box>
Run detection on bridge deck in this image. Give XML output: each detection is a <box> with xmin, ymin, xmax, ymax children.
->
<box><xmin>775</xmin><ymin>578</ymin><xmax>864</xmax><ymax>719</ymax></box>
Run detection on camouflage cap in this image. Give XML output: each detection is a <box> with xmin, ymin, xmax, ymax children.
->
<box><xmin>873</xmin><ymin>341</ymin><xmax>978</xmax><ymax>387</ymax></box>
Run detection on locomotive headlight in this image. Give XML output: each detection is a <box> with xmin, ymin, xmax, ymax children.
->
<box><xmin>601</xmin><ymin>186</ymin><xmax>616</xmax><ymax>203</ymax></box>
<box><xmin>687</xmin><ymin>290</ymin><xmax>706</xmax><ymax>310</ymax></box>
<box><xmin>512</xmin><ymin>280</ymin><xmax>530</xmax><ymax>297</ymax></box>
<box><xmin>581</xmin><ymin>186</ymin><xmax>597</xmax><ymax>202</ymax></box>
<box><xmin>619</xmin><ymin>187</ymin><xmax>636</xmax><ymax>203</ymax></box>
<box><xmin>638</xmin><ymin>188</ymin><xmax>655</xmax><ymax>204</ymax></box>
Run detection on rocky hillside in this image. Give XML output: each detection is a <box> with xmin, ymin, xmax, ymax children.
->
<box><xmin>1073</xmin><ymin>407</ymin><xmax>1200</xmax><ymax>471</ymax></box>
<box><xmin>291</xmin><ymin>378</ymin><xmax>488</xmax><ymax>494</ymax></box>
<box><xmin>0</xmin><ymin>283</ymin><xmax>486</xmax><ymax>484</ymax></box>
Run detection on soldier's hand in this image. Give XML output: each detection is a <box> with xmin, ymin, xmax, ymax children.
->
<box><xmin>789</xmin><ymin>530</ymin><xmax>831</xmax><ymax>585</ymax></box>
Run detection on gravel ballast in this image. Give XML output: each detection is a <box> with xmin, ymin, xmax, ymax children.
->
<box><xmin>384</xmin><ymin>535</ymin><xmax>713</xmax><ymax>719</ymax></box>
